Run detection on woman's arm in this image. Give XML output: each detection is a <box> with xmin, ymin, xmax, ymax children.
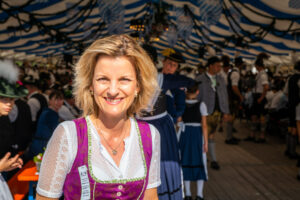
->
<box><xmin>36</xmin><ymin>123</ymin><xmax>75</xmax><ymax>199</ymax></box>
<box><xmin>200</xmin><ymin>102</ymin><xmax>208</xmax><ymax>153</ymax></box>
<box><xmin>202</xmin><ymin>116</ymin><xmax>208</xmax><ymax>153</ymax></box>
<box><xmin>36</xmin><ymin>194</ymin><xmax>58</xmax><ymax>200</ymax></box>
<box><xmin>144</xmin><ymin>188</ymin><xmax>159</xmax><ymax>200</ymax></box>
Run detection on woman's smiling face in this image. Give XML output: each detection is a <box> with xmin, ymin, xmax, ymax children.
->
<box><xmin>91</xmin><ymin>56</ymin><xmax>139</xmax><ymax>118</ymax></box>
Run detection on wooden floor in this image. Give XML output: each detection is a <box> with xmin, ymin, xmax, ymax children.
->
<box><xmin>190</xmin><ymin>120</ymin><xmax>300</xmax><ymax>200</ymax></box>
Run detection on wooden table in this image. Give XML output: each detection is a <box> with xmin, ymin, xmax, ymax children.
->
<box><xmin>17</xmin><ymin>160</ymin><xmax>39</xmax><ymax>200</ymax></box>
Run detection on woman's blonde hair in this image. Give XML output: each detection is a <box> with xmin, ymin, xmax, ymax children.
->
<box><xmin>73</xmin><ymin>34</ymin><xmax>158</xmax><ymax>117</ymax></box>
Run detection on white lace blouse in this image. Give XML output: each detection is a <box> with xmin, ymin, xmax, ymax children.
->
<box><xmin>37</xmin><ymin>116</ymin><xmax>161</xmax><ymax>198</ymax></box>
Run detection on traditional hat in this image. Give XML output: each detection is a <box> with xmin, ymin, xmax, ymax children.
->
<box><xmin>235</xmin><ymin>57</ymin><xmax>245</xmax><ymax>67</ymax></box>
<box><xmin>0</xmin><ymin>59</ymin><xmax>28</xmax><ymax>98</ymax></box>
<box><xmin>162</xmin><ymin>48</ymin><xmax>185</xmax><ymax>63</ymax></box>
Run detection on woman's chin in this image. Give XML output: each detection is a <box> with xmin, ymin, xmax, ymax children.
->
<box><xmin>101</xmin><ymin>110</ymin><xmax>127</xmax><ymax>118</ymax></box>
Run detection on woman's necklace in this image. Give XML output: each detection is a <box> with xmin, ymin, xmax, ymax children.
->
<box><xmin>95</xmin><ymin>119</ymin><xmax>127</xmax><ymax>156</ymax></box>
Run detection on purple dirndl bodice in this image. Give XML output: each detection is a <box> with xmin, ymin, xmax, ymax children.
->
<box><xmin>63</xmin><ymin>117</ymin><xmax>152</xmax><ymax>200</ymax></box>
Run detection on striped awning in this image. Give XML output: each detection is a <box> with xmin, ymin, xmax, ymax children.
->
<box><xmin>0</xmin><ymin>0</ymin><xmax>299</xmax><ymax>65</ymax></box>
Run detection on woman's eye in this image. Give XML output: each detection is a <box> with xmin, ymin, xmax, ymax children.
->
<box><xmin>120</xmin><ymin>78</ymin><xmax>131</xmax><ymax>82</ymax></box>
<box><xmin>97</xmin><ymin>77</ymin><xmax>108</xmax><ymax>81</ymax></box>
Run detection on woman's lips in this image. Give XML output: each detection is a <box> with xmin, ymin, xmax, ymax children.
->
<box><xmin>104</xmin><ymin>97</ymin><xmax>123</xmax><ymax>105</ymax></box>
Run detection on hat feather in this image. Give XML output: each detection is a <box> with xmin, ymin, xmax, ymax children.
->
<box><xmin>0</xmin><ymin>59</ymin><xmax>19</xmax><ymax>83</ymax></box>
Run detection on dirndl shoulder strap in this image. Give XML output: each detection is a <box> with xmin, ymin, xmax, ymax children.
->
<box><xmin>136</xmin><ymin>120</ymin><xmax>153</xmax><ymax>167</ymax></box>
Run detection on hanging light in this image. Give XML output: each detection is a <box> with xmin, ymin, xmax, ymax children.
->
<box><xmin>130</xmin><ymin>19</ymin><xmax>145</xmax><ymax>32</ymax></box>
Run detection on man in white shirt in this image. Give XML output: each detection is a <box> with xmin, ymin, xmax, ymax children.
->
<box><xmin>226</xmin><ymin>57</ymin><xmax>245</xmax><ymax>144</ymax></box>
<box><xmin>23</xmin><ymin>75</ymin><xmax>48</xmax><ymax>131</ymax></box>
<box><xmin>197</xmin><ymin>56</ymin><xmax>230</xmax><ymax>170</ymax></box>
<box><xmin>219</xmin><ymin>55</ymin><xmax>231</xmax><ymax>86</ymax></box>
<box><xmin>245</xmin><ymin>54</ymin><xmax>269</xmax><ymax>143</ymax></box>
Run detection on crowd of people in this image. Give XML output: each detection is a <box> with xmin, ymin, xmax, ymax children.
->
<box><xmin>0</xmin><ymin>34</ymin><xmax>299</xmax><ymax>200</ymax></box>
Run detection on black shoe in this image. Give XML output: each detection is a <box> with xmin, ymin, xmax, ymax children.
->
<box><xmin>195</xmin><ymin>196</ymin><xmax>204</xmax><ymax>200</ymax></box>
<box><xmin>288</xmin><ymin>152</ymin><xmax>299</xmax><ymax>159</ymax></box>
<box><xmin>184</xmin><ymin>196</ymin><xmax>193</xmax><ymax>200</ymax></box>
<box><xmin>255</xmin><ymin>138</ymin><xmax>267</xmax><ymax>143</ymax></box>
<box><xmin>244</xmin><ymin>136</ymin><xmax>255</xmax><ymax>141</ymax></box>
<box><xmin>225</xmin><ymin>138</ymin><xmax>239</xmax><ymax>145</ymax></box>
<box><xmin>210</xmin><ymin>161</ymin><xmax>220</xmax><ymax>170</ymax></box>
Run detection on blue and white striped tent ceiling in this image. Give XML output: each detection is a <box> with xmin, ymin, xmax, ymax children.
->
<box><xmin>0</xmin><ymin>0</ymin><xmax>299</xmax><ymax>66</ymax></box>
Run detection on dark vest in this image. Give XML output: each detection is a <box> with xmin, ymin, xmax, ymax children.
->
<box><xmin>12</xmin><ymin>99</ymin><xmax>33</xmax><ymax>151</ymax></box>
<box><xmin>0</xmin><ymin>116</ymin><xmax>17</xmax><ymax>158</ymax></box>
<box><xmin>227</xmin><ymin>69</ymin><xmax>241</xmax><ymax>101</ymax></box>
<box><xmin>30</xmin><ymin>93</ymin><xmax>48</xmax><ymax>131</ymax></box>
<box><xmin>182</xmin><ymin>101</ymin><xmax>202</xmax><ymax>124</ymax></box>
<box><xmin>288</xmin><ymin>73</ymin><xmax>300</xmax><ymax>109</ymax></box>
<box><xmin>31</xmin><ymin>93</ymin><xmax>48</xmax><ymax>120</ymax></box>
<box><xmin>204</xmin><ymin>73</ymin><xmax>220</xmax><ymax>113</ymax></box>
<box><xmin>142</xmin><ymin>91</ymin><xmax>167</xmax><ymax>117</ymax></box>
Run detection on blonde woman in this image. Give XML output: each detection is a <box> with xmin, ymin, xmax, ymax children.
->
<box><xmin>36</xmin><ymin>35</ymin><xmax>160</xmax><ymax>200</ymax></box>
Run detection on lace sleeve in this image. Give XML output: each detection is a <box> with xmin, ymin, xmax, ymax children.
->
<box><xmin>146</xmin><ymin>124</ymin><xmax>161</xmax><ymax>189</ymax></box>
<box><xmin>36</xmin><ymin>121</ymin><xmax>77</xmax><ymax>198</ymax></box>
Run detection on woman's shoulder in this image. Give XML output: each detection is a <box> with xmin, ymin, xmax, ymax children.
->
<box><xmin>134</xmin><ymin>118</ymin><xmax>160</xmax><ymax>138</ymax></box>
<box><xmin>56</xmin><ymin>119</ymin><xmax>79</xmax><ymax>134</ymax></box>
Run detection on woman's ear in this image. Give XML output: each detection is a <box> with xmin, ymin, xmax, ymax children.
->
<box><xmin>89</xmin><ymin>86</ymin><xmax>94</xmax><ymax>96</ymax></box>
<box><xmin>136</xmin><ymin>82</ymin><xmax>140</xmax><ymax>93</ymax></box>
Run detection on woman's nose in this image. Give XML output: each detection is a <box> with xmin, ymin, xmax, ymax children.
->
<box><xmin>107</xmin><ymin>81</ymin><xmax>119</xmax><ymax>97</ymax></box>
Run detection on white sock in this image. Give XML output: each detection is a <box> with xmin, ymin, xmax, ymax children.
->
<box><xmin>197</xmin><ymin>180</ymin><xmax>204</xmax><ymax>198</ymax></box>
<box><xmin>184</xmin><ymin>181</ymin><xmax>191</xmax><ymax>196</ymax></box>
